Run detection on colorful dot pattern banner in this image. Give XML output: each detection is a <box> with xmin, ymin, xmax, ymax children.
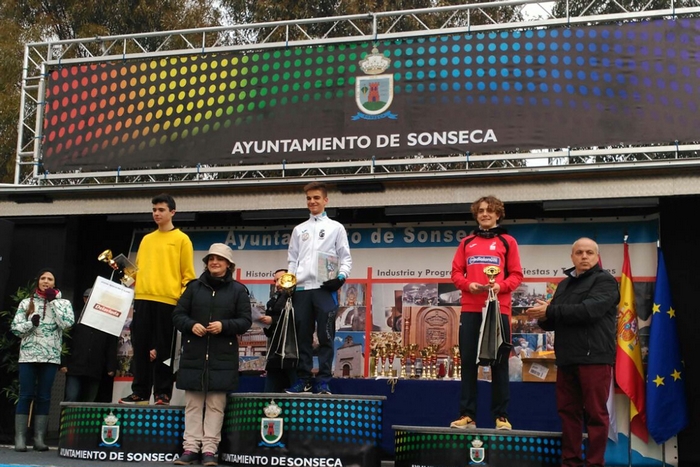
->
<box><xmin>42</xmin><ymin>18</ymin><xmax>700</xmax><ymax>172</ymax></box>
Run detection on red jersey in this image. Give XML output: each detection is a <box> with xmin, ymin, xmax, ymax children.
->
<box><xmin>450</xmin><ymin>232</ymin><xmax>523</xmax><ymax>316</ymax></box>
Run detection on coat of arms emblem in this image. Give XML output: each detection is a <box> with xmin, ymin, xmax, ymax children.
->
<box><xmin>353</xmin><ymin>47</ymin><xmax>397</xmax><ymax>120</ymax></box>
<box><xmin>99</xmin><ymin>411</ymin><xmax>120</xmax><ymax>447</ymax></box>
<box><xmin>260</xmin><ymin>400</ymin><xmax>285</xmax><ymax>447</ymax></box>
<box><xmin>469</xmin><ymin>438</ymin><xmax>486</xmax><ymax>465</ymax></box>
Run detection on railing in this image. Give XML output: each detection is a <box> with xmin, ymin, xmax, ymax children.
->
<box><xmin>20</xmin><ymin>143</ymin><xmax>700</xmax><ymax>188</ymax></box>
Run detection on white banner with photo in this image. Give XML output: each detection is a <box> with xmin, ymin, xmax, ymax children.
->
<box><xmin>80</xmin><ymin>276</ymin><xmax>133</xmax><ymax>337</ymax></box>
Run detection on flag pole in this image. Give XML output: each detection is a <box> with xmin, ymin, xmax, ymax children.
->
<box><xmin>626</xmin><ymin>399</ymin><xmax>632</xmax><ymax>467</ymax></box>
<box><xmin>623</xmin><ymin>234</ymin><xmax>632</xmax><ymax>467</ymax></box>
<box><xmin>661</xmin><ymin>442</ymin><xmax>666</xmax><ymax>467</ymax></box>
<box><xmin>657</xmin><ymin>239</ymin><xmax>666</xmax><ymax>467</ymax></box>
<box><xmin>657</xmin><ymin>253</ymin><xmax>666</xmax><ymax>467</ymax></box>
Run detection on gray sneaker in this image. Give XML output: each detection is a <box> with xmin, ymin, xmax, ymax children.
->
<box><xmin>174</xmin><ymin>450</ymin><xmax>199</xmax><ymax>465</ymax></box>
<box><xmin>202</xmin><ymin>452</ymin><xmax>218</xmax><ymax>466</ymax></box>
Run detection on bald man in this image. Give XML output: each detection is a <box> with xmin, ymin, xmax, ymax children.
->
<box><xmin>526</xmin><ymin>238</ymin><xmax>619</xmax><ymax>467</ymax></box>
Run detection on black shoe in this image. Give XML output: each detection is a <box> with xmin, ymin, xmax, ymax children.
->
<box><xmin>174</xmin><ymin>450</ymin><xmax>199</xmax><ymax>465</ymax></box>
<box><xmin>119</xmin><ymin>393</ymin><xmax>149</xmax><ymax>405</ymax></box>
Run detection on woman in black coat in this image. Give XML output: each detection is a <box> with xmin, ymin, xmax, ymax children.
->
<box><xmin>172</xmin><ymin>243</ymin><xmax>252</xmax><ymax>466</ymax></box>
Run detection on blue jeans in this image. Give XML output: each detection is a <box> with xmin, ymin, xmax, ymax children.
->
<box><xmin>17</xmin><ymin>363</ymin><xmax>59</xmax><ymax>415</ymax></box>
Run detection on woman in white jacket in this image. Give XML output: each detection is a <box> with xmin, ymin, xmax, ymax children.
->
<box><xmin>11</xmin><ymin>268</ymin><xmax>74</xmax><ymax>452</ymax></box>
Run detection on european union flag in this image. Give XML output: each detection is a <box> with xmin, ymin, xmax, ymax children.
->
<box><xmin>646</xmin><ymin>248</ymin><xmax>689</xmax><ymax>444</ymax></box>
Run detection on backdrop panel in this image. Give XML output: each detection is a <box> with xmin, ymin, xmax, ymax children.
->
<box><xmin>42</xmin><ymin>19</ymin><xmax>700</xmax><ymax>171</ymax></box>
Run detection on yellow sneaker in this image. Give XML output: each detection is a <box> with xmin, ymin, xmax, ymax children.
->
<box><xmin>495</xmin><ymin>417</ymin><xmax>512</xmax><ymax>430</ymax></box>
<box><xmin>450</xmin><ymin>415</ymin><xmax>476</xmax><ymax>429</ymax></box>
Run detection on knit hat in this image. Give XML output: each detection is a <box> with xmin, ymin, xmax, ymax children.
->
<box><xmin>203</xmin><ymin>243</ymin><xmax>235</xmax><ymax>266</ymax></box>
<box><xmin>36</xmin><ymin>268</ymin><xmax>58</xmax><ymax>286</ymax></box>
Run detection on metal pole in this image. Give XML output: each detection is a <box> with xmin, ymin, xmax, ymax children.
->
<box><xmin>627</xmin><ymin>399</ymin><xmax>632</xmax><ymax>467</ymax></box>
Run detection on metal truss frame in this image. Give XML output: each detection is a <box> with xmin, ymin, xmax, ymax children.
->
<box><xmin>14</xmin><ymin>0</ymin><xmax>700</xmax><ymax>187</ymax></box>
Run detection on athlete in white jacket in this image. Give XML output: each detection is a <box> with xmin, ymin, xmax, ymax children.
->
<box><xmin>286</xmin><ymin>181</ymin><xmax>352</xmax><ymax>394</ymax></box>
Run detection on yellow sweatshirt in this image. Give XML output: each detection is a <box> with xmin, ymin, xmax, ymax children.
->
<box><xmin>134</xmin><ymin>228</ymin><xmax>196</xmax><ymax>305</ymax></box>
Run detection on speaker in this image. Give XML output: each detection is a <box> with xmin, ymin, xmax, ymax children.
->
<box><xmin>0</xmin><ymin>220</ymin><xmax>13</xmax><ymax>306</ymax></box>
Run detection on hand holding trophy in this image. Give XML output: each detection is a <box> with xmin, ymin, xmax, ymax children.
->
<box><xmin>98</xmin><ymin>249</ymin><xmax>138</xmax><ymax>287</ymax></box>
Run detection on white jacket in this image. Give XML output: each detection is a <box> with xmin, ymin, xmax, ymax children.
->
<box><xmin>287</xmin><ymin>212</ymin><xmax>352</xmax><ymax>290</ymax></box>
<box><xmin>11</xmin><ymin>292</ymin><xmax>74</xmax><ymax>364</ymax></box>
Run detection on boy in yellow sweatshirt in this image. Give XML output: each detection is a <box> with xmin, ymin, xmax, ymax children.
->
<box><xmin>119</xmin><ymin>193</ymin><xmax>196</xmax><ymax>405</ymax></box>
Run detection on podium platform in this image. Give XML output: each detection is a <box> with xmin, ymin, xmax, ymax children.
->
<box><xmin>394</xmin><ymin>425</ymin><xmax>563</xmax><ymax>467</ymax></box>
<box><xmin>221</xmin><ymin>392</ymin><xmax>385</xmax><ymax>467</ymax></box>
<box><xmin>57</xmin><ymin>393</ymin><xmax>385</xmax><ymax>466</ymax></box>
<box><xmin>58</xmin><ymin>402</ymin><xmax>184</xmax><ymax>462</ymax></box>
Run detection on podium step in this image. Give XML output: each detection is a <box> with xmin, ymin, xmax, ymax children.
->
<box><xmin>394</xmin><ymin>425</ymin><xmax>564</xmax><ymax>467</ymax></box>
<box><xmin>222</xmin><ymin>392</ymin><xmax>386</xmax><ymax>467</ymax></box>
<box><xmin>59</xmin><ymin>402</ymin><xmax>184</xmax><ymax>462</ymax></box>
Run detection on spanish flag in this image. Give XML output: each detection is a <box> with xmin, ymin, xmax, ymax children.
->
<box><xmin>615</xmin><ymin>242</ymin><xmax>648</xmax><ymax>442</ymax></box>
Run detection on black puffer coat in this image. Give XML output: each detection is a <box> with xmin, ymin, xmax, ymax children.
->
<box><xmin>62</xmin><ymin>322</ymin><xmax>118</xmax><ymax>380</ymax></box>
<box><xmin>173</xmin><ymin>271</ymin><xmax>252</xmax><ymax>392</ymax></box>
<box><xmin>538</xmin><ymin>264</ymin><xmax>619</xmax><ymax>367</ymax></box>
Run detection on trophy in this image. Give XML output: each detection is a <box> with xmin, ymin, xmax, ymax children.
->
<box><xmin>278</xmin><ymin>272</ymin><xmax>297</xmax><ymax>294</ymax></box>
<box><xmin>451</xmin><ymin>345</ymin><xmax>462</xmax><ymax>380</ymax></box>
<box><xmin>371</xmin><ymin>347</ymin><xmax>380</xmax><ymax>378</ymax></box>
<box><xmin>268</xmin><ymin>272</ymin><xmax>299</xmax><ymax>366</ymax></box>
<box><xmin>98</xmin><ymin>249</ymin><xmax>138</xmax><ymax>287</ymax></box>
<box><xmin>398</xmin><ymin>346</ymin><xmax>408</xmax><ymax>379</ymax></box>
<box><xmin>408</xmin><ymin>344</ymin><xmax>419</xmax><ymax>378</ymax></box>
<box><xmin>429</xmin><ymin>344</ymin><xmax>439</xmax><ymax>379</ymax></box>
<box><xmin>420</xmin><ymin>348</ymin><xmax>431</xmax><ymax>379</ymax></box>
<box><xmin>483</xmin><ymin>266</ymin><xmax>501</xmax><ymax>301</ymax></box>
<box><xmin>378</xmin><ymin>346</ymin><xmax>387</xmax><ymax>377</ymax></box>
<box><xmin>386</xmin><ymin>342</ymin><xmax>397</xmax><ymax>377</ymax></box>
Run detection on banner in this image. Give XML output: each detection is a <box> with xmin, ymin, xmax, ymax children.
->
<box><xmin>615</xmin><ymin>242</ymin><xmax>648</xmax><ymax>442</ymax></box>
<box><xmin>125</xmin><ymin>218</ymin><xmax>658</xmax><ymax>378</ymax></box>
<box><xmin>42</xmin><ymin>19</ymin><xmax>700</xmax><ymax>171</ymax></box>
<box><xmin>646</xmin><ymin>248</ymin><xmax>689</xmax><ymax>444</ymax></box>
<box><xmin>80</xmin><ymin>276</ymin><xmax>134</xmax><ymax>337</ymax></box>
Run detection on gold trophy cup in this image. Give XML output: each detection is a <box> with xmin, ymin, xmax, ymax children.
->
<box><xmin>483</xmin><ymin>266</ymin><xmax>501</xmax><ymax>284</ymax></box>
<box><xmin>378</xmin><ymin>346</ymin><xmax>387</xmax><ymax>377</ymax></box>
<box><xmin>420</xmin><ymin>348</ymin><xmax>431</xmax><ymax>379</ymax></box>
<box><xmin>399</xmin><ymin>347</ymin><xmax>408</xmax><ymax>379</ymax></box>
<box><xmin>98</xmin><ymin>249</ymin><xmax>138</xmax><ymax>287</ymax></box>
<box><xmin>483</xmin><ymin>265</ymin><xmax>501</xmax><ymax>301</ymax></box>
<box><xmin>386</xmin><ymin>342</ymin><xmax>397</xmax><ymax>377</ymax></box>
<box><xmin>408</xmin><ymin>344</ymin><xmax>419</xmax><ymax>378</ymax></box>
<box><xmin>451</xmin><ymin>345</ymin><xmax>462</xmax><ymax>380</ymax></box>
<box><xmin>278</xmin><ymin>272</ymin><xmax>297</xmax><ymax>294</ymax></box>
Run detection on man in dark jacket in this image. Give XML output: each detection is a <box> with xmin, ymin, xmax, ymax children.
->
<box><xmin>526</xmin><ymin>237</ymin><xmax>619</xmax><ymax>467</ymax></box>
